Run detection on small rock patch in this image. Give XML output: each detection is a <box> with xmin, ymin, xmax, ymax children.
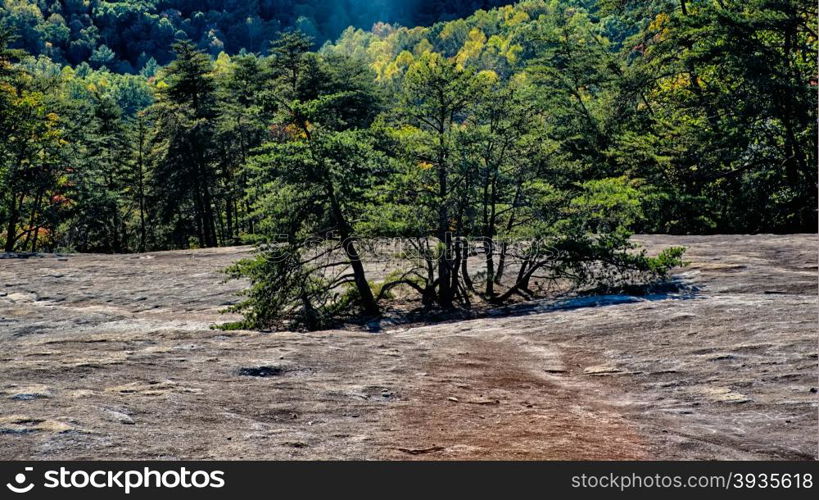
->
<box><xmin>237</xmin><ymin>366</ymin><xmax>284</xmax><ymax>378</ymax></box>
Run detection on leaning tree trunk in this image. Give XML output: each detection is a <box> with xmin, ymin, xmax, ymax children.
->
<box><xmin>324</xmin><ymin>182</ymin><xmax>379</xmax><ymax>317</ymax></box>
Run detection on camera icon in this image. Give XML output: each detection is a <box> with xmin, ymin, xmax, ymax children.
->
<box><xmin>6</xmin><ymin>467</ymin><xmax>34</xmax><ymax>494</ymax></box>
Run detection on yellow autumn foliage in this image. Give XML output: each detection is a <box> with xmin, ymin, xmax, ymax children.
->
<box><xmin>455</xmin><ymin>28</ymin><xmax>487</xmax><ymax>69</ymax></box>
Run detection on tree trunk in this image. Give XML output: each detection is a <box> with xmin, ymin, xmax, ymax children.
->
<box><xmin>23</xmin><ymin>190</ymin><xmax>42</xmax><ymax>250</ymax></box>
<box><xmin>225</xmin><ymin>196</ymin><xmax>234</xmax><ymax>245</ymax></box>
<box><xmin>323</xmin><ymin>178</ymin><xmax>379</xmax><ymax>317</ymax></box>
<box><xmin>4</xmin><ymin>193</ymin><xmax>22</xmax><ymax>253</ymax></box>
<box><xmin>137</xmin><ymin>117</ymin><xmax>147</xmax><ymax>252</ymax></box>
<box><xmin>436</xmin><ymin>116</ymin><xmax>453</xmax><ymax>309</ymax></box>
<box><xmin>343</xmin><ymin>237</ymin><xmax>379</xmax><ymax>316</ymax></box>
<box><xmin>494</xmin><ymin>183</ymin><xmax>522</xmax><ymax>284</ymax></box>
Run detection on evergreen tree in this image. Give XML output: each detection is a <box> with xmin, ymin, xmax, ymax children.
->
<box><xmin>150</xmin><ymin>41</ymin><xmax>220</xmax><ymax>248</ymax></box>
<box><xmin>397</xmin><ymin>52</ymin><xmax>491</xmax><ymax>308</ymax></box>
<box><xmin>231</xmin><ymin>46</ymin><xmax>385</xmax><ymax>329</ymax></box>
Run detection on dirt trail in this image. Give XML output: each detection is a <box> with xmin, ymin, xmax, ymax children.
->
<box><xmin>384</xmin><ymin>336</ymin><xmax>649</xmax><ymax>460</ymax></box>
<box><xmin>0</xmin><ymin>235</ymin><xmax>816</xmax><ymax>460</ymax></box>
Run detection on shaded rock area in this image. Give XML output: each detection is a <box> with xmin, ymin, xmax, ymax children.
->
<box><xmin>0</xmin><ymin>235</ymin><xmax>816</xmax><ymax>460</ymax></box>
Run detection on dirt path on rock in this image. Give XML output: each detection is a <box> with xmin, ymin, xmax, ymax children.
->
<box><xmin>383</xmin><ymin>336</ymin><xmax>649</xmax><ymax>460</ymax></box>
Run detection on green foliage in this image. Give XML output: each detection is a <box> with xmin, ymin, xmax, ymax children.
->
<box><xmin>224</xmin><ymin>246</ymin><xmax>333</xmax><ymax>331</ymax></box>
<box><xmin>570</xmin><ymin>177</ymin><xmax>644</xmax><ymax>232</ymax></box>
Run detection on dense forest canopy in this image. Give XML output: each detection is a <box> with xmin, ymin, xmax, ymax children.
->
<box><xmin>1</xmin><ymin>0</ymin><xmax>816</xmax><ymax>326</ymax></box>
<box><xmin>0</xmin><ymin>0</ymin><xmax>513</xmax><ymax>70</ymax></box>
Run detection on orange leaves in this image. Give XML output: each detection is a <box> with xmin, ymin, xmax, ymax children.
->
<box><xmin>50</xmin><ymin>194</ymin><xmax>71</xmax><ymax>207</ymax></box>
<box><xmin>269</xmin><ymin>122</ymin><xmax>308</xmax><ymax>140</ymax></box>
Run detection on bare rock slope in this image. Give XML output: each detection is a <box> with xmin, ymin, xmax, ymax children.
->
<box><xmin>0</xmin><ymin>234</ymin><xmax>816</xmax><ymax>460</ymax></box>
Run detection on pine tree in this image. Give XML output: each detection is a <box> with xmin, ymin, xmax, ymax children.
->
<box><xmin>151</xmin><ymin>41</ymin><xmax>220</xmax><ymax>248</ymax></box>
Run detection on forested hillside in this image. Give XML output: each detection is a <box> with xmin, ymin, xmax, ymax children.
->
<box><xmin>323</xmin><ymin>0</ymin><xmax>818</xmax><ymax>233</ymax></box>
<box><xmin>1</xmin><ymin>0</ymin><xmax>815</xmax><ymax>325</ymax></box>
<box><xmin>0</xmin><ymin>0</ymin><xmax>512</xmax><ymax>70</ymax></box>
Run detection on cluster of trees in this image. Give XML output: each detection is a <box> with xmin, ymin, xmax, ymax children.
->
<box><xmin>1</xmin><ymin>0</ymin><xmax>815</xmax><ymax>327</ymax></box>
<box><xmin>225</xmin><ymin>39</ymin><xmax>684</xmax><ymax>329</ymax></box>
<box><xmin>0</xmin><ymin>0</ymin><xmax>512</xmax><ymax>72</ymax></box>
<box><xmin>326</xmin><ymin>0</ymin><xmax>818</xmax><ymax>233</ymax></box>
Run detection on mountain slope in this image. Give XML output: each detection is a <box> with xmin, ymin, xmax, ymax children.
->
<box><xmin>0</xmin><ymin>0</ymin><xmax>514</xmax><ymax>71</ymax></box>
